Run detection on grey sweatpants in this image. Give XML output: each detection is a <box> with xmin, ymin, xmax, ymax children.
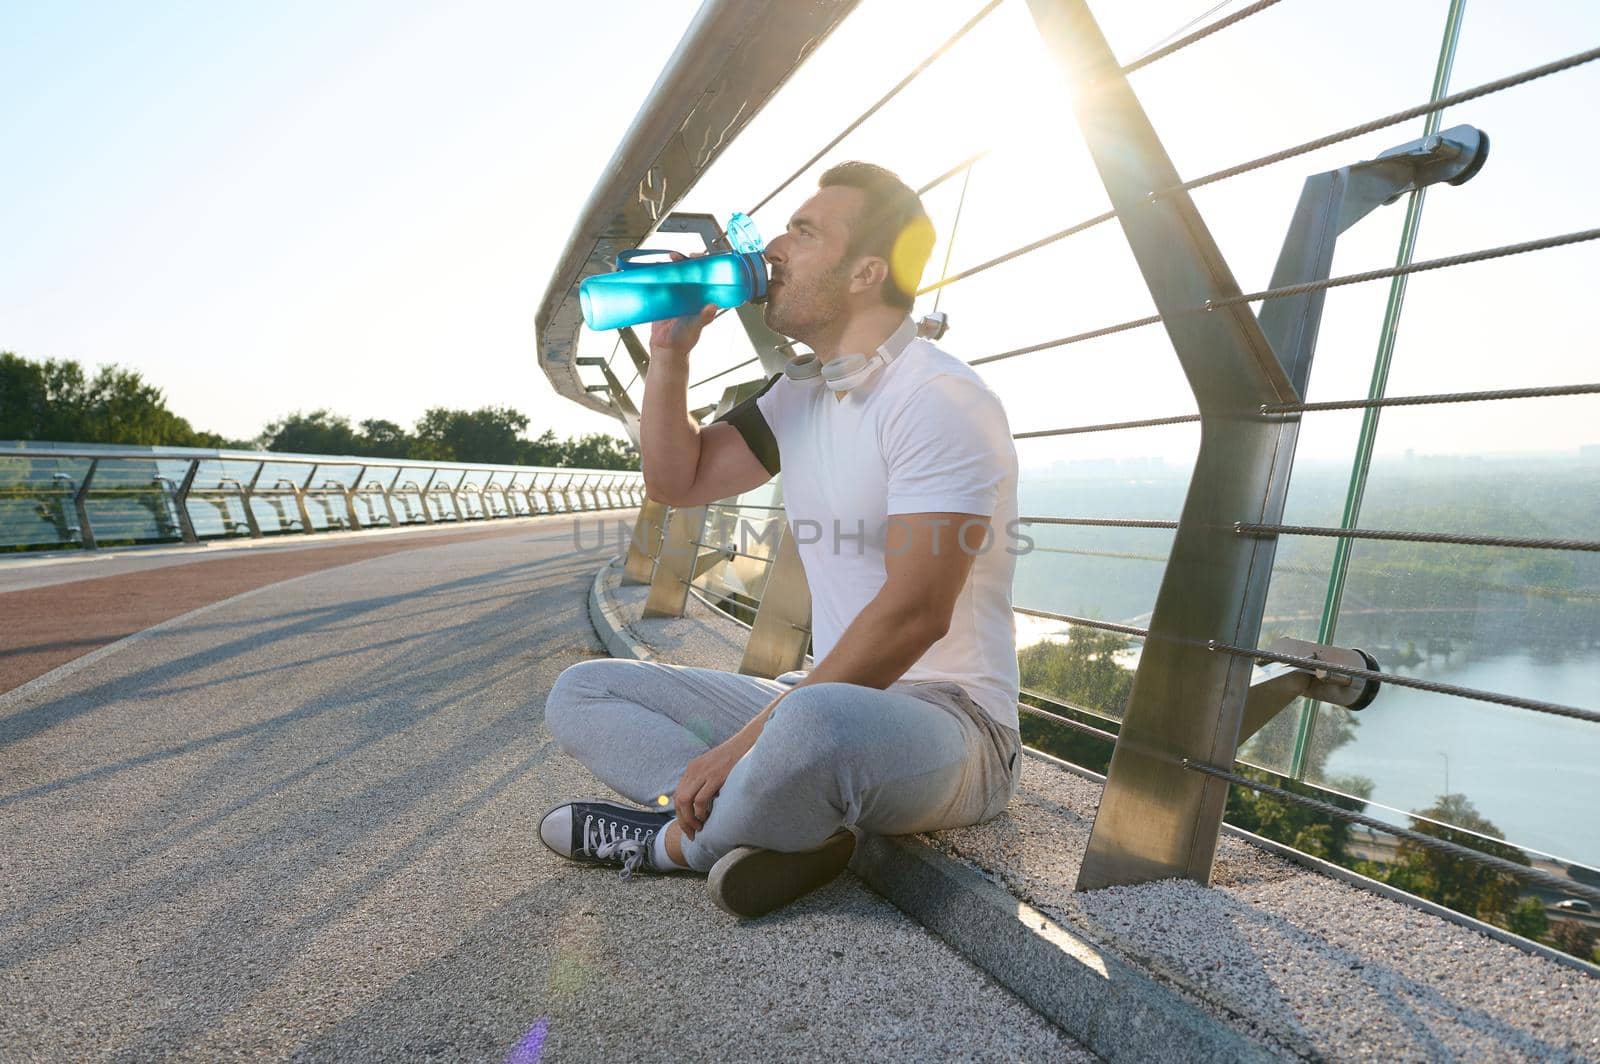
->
<box><xmin>543</xmin><ymin>658</ymin><xmax>1022</xmax><ymax>873</ymax></box>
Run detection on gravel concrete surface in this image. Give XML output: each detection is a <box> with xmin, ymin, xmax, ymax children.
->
<box><xmin>0</xmin><ymin>517</ymin><xmax>1092</xmax><ymax>1062</ymax></box>
<box><xmin>927</xmin><ymin>766</ymin><xmax>1600</xmax><ymax>1061</ymax></box>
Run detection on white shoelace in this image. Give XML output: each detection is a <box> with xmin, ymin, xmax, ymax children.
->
<box><xmin>583</xmin><ymin>814</ymin><xmax>656</xmax><ymax>881</ymax></box>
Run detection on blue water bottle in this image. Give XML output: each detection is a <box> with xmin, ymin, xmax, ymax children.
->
<box><xmin>579</xmin><ymin>212</ymin><xmax>768</xmax><ymax>331</ymax></box>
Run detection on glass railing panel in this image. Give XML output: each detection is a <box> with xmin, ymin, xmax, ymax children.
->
<box><xmin>253</xmin><ymin>460</ymin><xmax>315</xmax><ymax>491</ymax></box>
<box><xmin>389</xmin><ymin>487</ymin><xmax>429</xmax><ymax>526</ymax></box>
<box><xmin>350</xmin><ymin>492</ymin><xmax>392</xmax><ymax>528</ymax></box>
<box><xmin>186</xmin><ymin>493</ymin><xmax>252</xmax><ymax>539</ymax></box>
<box><xmin>425</xmin><ymin>490</ymin><xmax>460</xmax><ymax>522</ymax></box>
<box><xmin>0</xmin><ymin>453</ymin><xmax>94</xmax><ymax>550</ymax></box>
<box><xmin>248</xmin><ymin>494</ymin><xmax>306</xmax><ymax>535</ymax></box>
<box><xmin>692</xmin><ymin>503</ymin><xmax>783</xmax><ymax>621</ymax></box>
<box><xmin>186</xmin><ymin>458</ymin><xmax>261</xmax><ymax>493</ymax></box>
<box><xmin>311</xmin><ymin>462</ymin><xmax>363</xmax><ymax>491</ymax></box>
<box><xmin>300</xmin><ymin>493</ymin><xmax>349</xmax><ymax>532</ymax></box>
<box><xmin>480</xmin><ymin>485</ymin><xmax>510</xmax><ymax>518</ymax></box>
<box><xmin>79</xmin><ymin>457</ymin><xmax>184</xmax><ymax>546</ymax></box>
<box><xmin>1298</xmin><ymin>519</ymin><xmax>1599</xmax><ymax>855</ymax></box>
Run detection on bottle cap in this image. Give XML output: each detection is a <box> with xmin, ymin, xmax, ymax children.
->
<box><xmin>727</xmin><ymin>212</ymin><xmax>764</xmax><ymax>254</ymax></box>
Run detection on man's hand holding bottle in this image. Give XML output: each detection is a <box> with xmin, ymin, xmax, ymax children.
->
<box><xmin>648</xmin><ymin>251</ymin><xmax>717</xmax><ymax>362</ymax></box>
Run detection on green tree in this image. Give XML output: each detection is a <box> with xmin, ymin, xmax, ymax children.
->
<box><xmin>558</xmin><ymin>430</ymin><xmax>640</xmax><ymax>471</ymax></box>
<box><xmin>1549</xmin><ymin>920</ymin><xmax>1597</xmax><ymax>963</ymax></box>
<box><xmin>1</xmin><ymin>352</ymin><xmax>219</xmax><ymax>446</ymax></box>
<box><xmin>1506</xmin><ymin>897</ymin><xmax>1550</xmax><ymax>941</ymax></box>
<box><xmin>1017</xmin><ymin>628</ymin><xmax>1134</xmax><ymax>717</ymax></box>
<box><xmin>260</xmin><ymin>410</ymin><xmax>361</xmax><ymax>455</ymax></box>
<box><xmin>1224</xmin><ymin>769</ymin><xmax>1371</xmax><ymax>863</ymax></box>
<box><xmin>356</xmin><ymin>418</ymin><xmax>411</xmax><ymax>458</ymax></box>
<box><xmin>520</xmin><ymin>428</ymin><xmax>565</xmax><ymax>466</ymax></box>
<box><xmin>1356</xmin><ymin>793</ymin><xmax>1529</xmax><ymax>924</ymax></box>
<box><xmin>412</xmin><ymin>406</ymin><xmax>529</xmax><ymax>464</ymax></box>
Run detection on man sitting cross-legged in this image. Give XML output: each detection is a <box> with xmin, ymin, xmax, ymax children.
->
<box><xmin>540</xmin><ymin>161</ymin><xmax>1024</xmax><ymax>918</ymax></box>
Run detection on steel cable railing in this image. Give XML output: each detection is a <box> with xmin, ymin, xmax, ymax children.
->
<box><xmin>1184</xmin><ymin>759</ymin><xmax>1600</xmax><ymax>909</ymax></box>
<box><xmin>1013</xmin><ymin>605</ymin><xmax>1152</xmax><ymax>639</ymax></box>
<box><xmin>1179</xmin><ymin>44</ymin><xmax>1600</xmax><ymax>194</ymax></box>
<box><xmin>1009</xmin><ymin>607</ymin><xmax>1600</xmax><ymax>724</ymax></box>
<box><xmin>688</xmin><ymin>538</ymin><xmax>775</xmax><ymax>565</ymax></box>
<box><xmin>916</xmin><ymin>148</ymin><xmax>990</xmax><ymax>196</ymax></box>
<box><xmin>1233</xmin><ymin>522</ymin><xmax>1600</xmax><ymax>554</ymax></box>
<box><xmin>967</xmin><ymin>226</ymin><xmax>1600</xmax><ymax>367</ymax></box>
<box><xmin>920</xmin><ymin>44</ymin><xmax>1600</xmax><ymax>301</ymax></box>
<box><xmin>1019</xmin><ymin>516</ymin><xmax>1179</xmax><ymax>530</ymax></box>
<box><xmin>1206</xmin><ymin>640</ymin><xmax>1600</xmax><ymax>724</ymax></box>
<box><xmin>1010</xmin><ymin>380</ymin><xmax>1600</xmax><ymax>451</ymax></box>
<box><xmin>1019</xmin><ymin>699</ymin><xmax>1121</xmax><ymax>743</ymax></box>
<box><xmin>734</xmin><ymin>0</ymin><xmax>1289</xmax><ymax>271</ymax></box>
<box><xmin>1262</xmin><ymin>381</ymin><xmax>1600</xmax><ymax>415</ymax></box>
<box><xmin>1014</xmin><ymin>412</ymin><xmax>1202</xmax><ymax>439</ymax></box>
<box><xmin>1210</xmin><ymin>226</ymin><xmax>1600</xmax><ymax>310</ymax></box>
<box><xmin>1119</xmin><ymin>0</ymin><xmax>1286</xmax><ymax>75</ymax></box>
<box><xmin>680</xmin><ymin>0</ymin><xmax>1292</xmax><ymax>393</ymax></box>
<box><xmin>744</xmin><ymin>0</ymin><xmax>1006</xmax><ymax>219</ymax></box>
<box><xmin>691</xmin><ymin>356</ymin><xmax>761</xmax><ymax>391</ymax></box>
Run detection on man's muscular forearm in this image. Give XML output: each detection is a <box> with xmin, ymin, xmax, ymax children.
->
<box><xmin>720</xmin><ymin>589</ymin><xmax>945</xmax><ymax>754</ymax></box>
<box><xmin>639</xmin><ymin>352</ymin><xmax>700</xmax><ymax>502</ymax></box>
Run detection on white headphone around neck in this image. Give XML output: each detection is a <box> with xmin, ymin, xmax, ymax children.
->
<box><xmin>783</xmin><ymin>316</ymin><xmax>917</xmax><ymax>393</ymax></box>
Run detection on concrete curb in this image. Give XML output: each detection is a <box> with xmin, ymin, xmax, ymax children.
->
<box><xmin>586</xmin><ymin>555</ymin><xmax>657</xmax><ymax>663</ymax></box>
<box><xmin>850</xmin><ymin>833</ymin><xmax>1279</xmax><ymax>1063</ymax></box>
<box><xmin>583</xmin><ymin>556</ymin><xmax>1284</xmax><ymax>1061</ymax></box>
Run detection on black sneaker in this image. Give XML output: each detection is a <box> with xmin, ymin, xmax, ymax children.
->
<box><xmin>539</xmin><ymin>798</ymin><xmax>674</xmax><ymax>881</ymax></box>
<box><xmin>706</xmin><ymin>828</ymin><xmax>857</xmax><ymax>918</ymax></box>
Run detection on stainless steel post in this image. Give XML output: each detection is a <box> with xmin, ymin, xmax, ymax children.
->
<box><xmin>174</xmin><ymin>460</ymin><xmax>200</xmax><ymax>544</ymax></box>
<box><xmin>379</xmin><ymin>468</ymin><xmax>400</xmax><ymax>527</ymax></box>
<box><xmin>1025</xmin><ymin>0</ymin><xmax>1487</xmax><ymax>892</ymax></box>
<box><xmin>242</xmin><ymin>462</ymin><xmax>265</xmax><ymax>537</ymax></box>
<box><xmin>297</xmin><ymin>465</ymin><xmax>318</xmax><ymax>534</ymax></box>
<box><xmin>345</xmin><ymin>465</ymin><xmax>366</xmax><ymax>530</ymax></box>
<box><xmin>73</xmin><ymin>460</ymin><xmax>99</xmax><ymax>550</ymax></box>
<box><xmin>739</xmin><ymin>523</ymin><xmax>811</xmax><ymax>678</ymax></box>
<box><xmin>643</xmin><ymin>505</ymin><xmax>708</xmax><ymax>618</ymax></box>
<box><xmin>624</xmin><ymin>498</ymin><xmax>668</xmax><ymax>585</ymax></box>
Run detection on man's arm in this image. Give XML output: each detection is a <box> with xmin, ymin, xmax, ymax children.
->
<box><xmin>716</xmin><ymin>510</ymin><xmax>984</xmax><ymax>749</ymax></box>
<box><xmin>639</xmin><ymin>304</ymin><xmax>774</xmax><ymax>506</ymax></box>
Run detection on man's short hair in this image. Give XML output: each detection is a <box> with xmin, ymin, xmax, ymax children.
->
<box><xmin>818</xmin><ymin>161</ymin><xmax>936</xmax><ymax>310</ymax></box>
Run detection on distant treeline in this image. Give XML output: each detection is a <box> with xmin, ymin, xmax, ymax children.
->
<box><xmin>0</xmin><ymin>352</ymin><xmax>638</xmax><ymax>470</ymax></box>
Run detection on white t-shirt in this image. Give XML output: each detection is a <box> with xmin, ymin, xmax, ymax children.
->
<box><xmin>712</xmin><ymin>316</ymin><xmax>1021</xmax><ymax>734</ymax></box>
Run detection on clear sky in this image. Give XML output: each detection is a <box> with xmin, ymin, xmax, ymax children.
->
<box><xmin>2</xmin><ymin>0</ymin><xmax>700</xmax><ymax>442</ymax></box>
<box><xmin>4</xmin><ymin>0</ymin><xmax>1597</xmax><ymax>464</ymax></box>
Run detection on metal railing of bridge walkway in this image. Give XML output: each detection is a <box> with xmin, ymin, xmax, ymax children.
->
<box><xmin>537</xmin><ymin>0</ymin><xmax>1600</xmax><ymax>934</ymax></box>
<box><xmin>0</xmin><ymin>444</ymin><xmax>645</xmax><ymax>552</ymax></box>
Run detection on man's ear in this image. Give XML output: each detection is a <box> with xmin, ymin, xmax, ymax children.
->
<box><xmin>849</xmin><ymin>255</ymin><xmax>890</xmax><ymax>296</ymax></box>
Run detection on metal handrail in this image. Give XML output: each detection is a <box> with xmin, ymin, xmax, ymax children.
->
<box><xmin>540</xmin><ymin>0</ymin><xmax>1600</xmax><ymax>916</ymax></box>
<box><xmin>1</xmin><ymin>445</ymin><xmax>641</xmax><ymax>551</ymax></box>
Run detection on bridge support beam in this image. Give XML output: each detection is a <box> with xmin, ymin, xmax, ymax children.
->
<box><xmin>1025</xmin><ymin>0</ymin><xmax>1484</xmax><ymax>892</ymax></box>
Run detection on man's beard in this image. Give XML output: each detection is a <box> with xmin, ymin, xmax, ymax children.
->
<box><xmin>762</xmin><ymin>263</ymin><xmax>849</xmax><ymax>343</ymax></box>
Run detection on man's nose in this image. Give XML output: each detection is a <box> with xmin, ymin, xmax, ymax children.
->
<box><xmin>763</xmin><ymin>238</ymin><xmax>785</xmax><ymax>264</ymax></box>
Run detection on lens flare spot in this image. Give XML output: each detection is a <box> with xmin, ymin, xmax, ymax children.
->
<box><xmin>546</xmin><ymin>947</ymin><xmax>592</xmax><ymax>996</ymax></box>
<box><xmin>505</xmin><ymin>1018</ymin><xmax>550</xmax><ymax>1064</ymax></box>
<box><xmin>890</xmin><ymin>214</ymin><xmax>936</xmax><ymax>296</ymax></box>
